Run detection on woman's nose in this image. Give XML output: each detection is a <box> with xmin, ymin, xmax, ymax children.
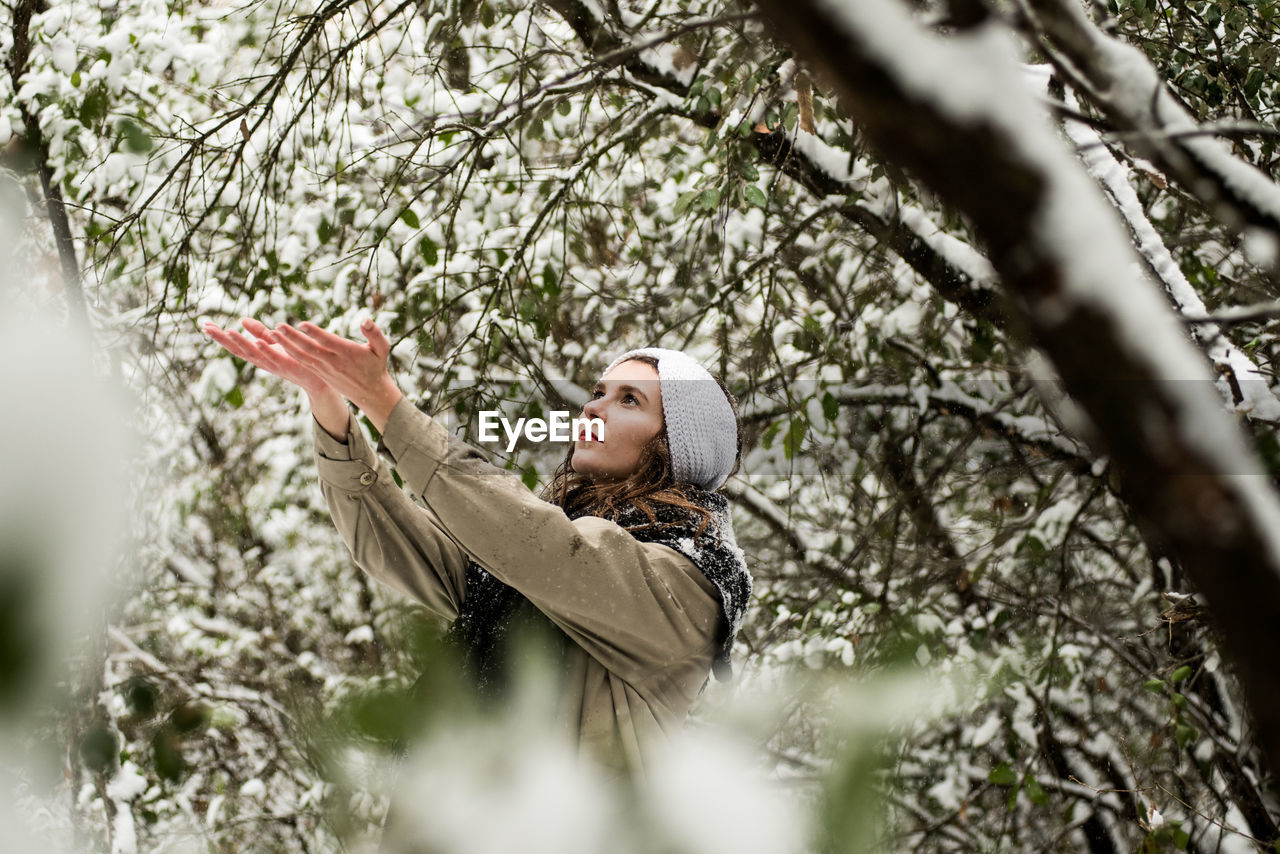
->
<box><xmin>582</xmin><ymin>396</ymin><xmax>605</xmax><ymax>420</ymax></box>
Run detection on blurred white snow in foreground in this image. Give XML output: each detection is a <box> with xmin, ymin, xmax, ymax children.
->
<box><xmin>0</xmin><ymin>208</ymin><xmax>133</xmax><ymax>851</ymax></box>
<box><xmin>367</xmin><ymin>662</ymin><xmax>961</xmax><ymax>854</ymax></box>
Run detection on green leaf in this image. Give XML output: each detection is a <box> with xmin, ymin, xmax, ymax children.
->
<box><xmin>317</xmin><ymin>217</ymin><xmax>333</xmax><ymax>245</ymax></box>
<box><xmin>761</xmin><ymin>420</ymin><xmax>783</xmax><ymax>450</ymax></box>
<box><xmin>541</xmin><ymin>263</ymin><xmax>560</xmax><ymax>295</ymax></box>
<box><xmin>674</xmin><ymin>190</ymin><xmax>699</xmax><ymax>218</ymax></box>
<box><xmin>351</xmin><ymin>689</ymin><xmax>410</xmax><ymax>743</ymax></box>
<box><xmin>1175</xmin><ymin>723</ymin><xmax>1198</xmax><ymax>749</ymax></box>
<box><xmin>988</xmin><ymin>762</ymin><xmax>1017</xmax><ymax>786</ymax></box>
<box><xmin>1144</xmin><ymin>679</ymin><xmax>1165</xmax><ymax>693</ymax></box>
<box><xmin>420</xmin><ymin>236</ymin><xmax>439</xmax><ymax>266</ymax></box>
<box><xmin>224</xmin><ymin>386</ymin><xmax>244</xmax><ymax>409</ymax></box>
<box><xmin>783</xmin><ymin>415</ymin><xmax>807</xmax><ymax>459</ymax></box>
<box><xmin>521</xmin><ymin>467</ymin><xmax>538</xmax><ymax>491</ymax></box>
<box><xmin>556</xmin><ymin>99</ymin><xmax>572</xmax><ymax>117</ymax></box>
<box><xmin>822</xmin><ymin>391</ymin><xmax>839</xmax><ymax>423</ymax></box>
<box><xmin>782</xmin><ymin>102</ymin><xmax>799</xmax><ymax>129</ymax></box>
<box><xmin>698</xmin><ymin>187</ymin><xmax>721</xmax><ymax>211</ymax></box>
<box><xmin>120</xmin><ymin>118</ymin><xmax>152</xmax><ymax>153</ymax></box>
<box><xmin>80</xmin><ymin>726</ymin><xmax>119</xmax><ymax>774</ymax></box>
<box><xmin>152</xmin><ymin>730</ymin><xmax>186</xmax><ymax>781</ymax></box>
<box><xmin>744</xmin><ymin>185</ymin><xmax>767</xmax><ymax>209</ymax></box>
<box><xmin>78</xmin><ymin>86</ymin><xmax>110</xmax><ymax>126</ymax></box>
<box><xmin>400</xmin><ymin>208</ymin><xmax>420</xmax><ymax>229</ymax></box>
<box><xmin>518</xmin><ymin>292</ymin><xmax>538</xmax><ymax>321</ymax></box>
<box><xmin>122</xmin><ymin>676</ymin><xmax>158</xmax><ymax>719</ymax></box>
<box><xmin>1170</xmin><ymin>665</ymin><xmax>1192</xmax><ymax>684</ymax></box>
<box><xmin>170</xmin><ymin>702</ymin><xmax>207</xmax><ymax>734</ymax></box>
<box><xmin>1025</xmin><ymin>775</ymin><xmax>1049</xmax><ymax>806</ymax></box>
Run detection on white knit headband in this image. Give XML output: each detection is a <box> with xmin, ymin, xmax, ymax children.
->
<box><xmin>602</xmin><ymin>348</ymin><xmax>738</xmax><ymax>491</ymax></box>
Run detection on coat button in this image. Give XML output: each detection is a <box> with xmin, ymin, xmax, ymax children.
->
<box><xmin>358</xmin><ymin>471</ymin><xmax>375</xmax><ymax>486</ymax></box>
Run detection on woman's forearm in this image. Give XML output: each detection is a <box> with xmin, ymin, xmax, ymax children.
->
<box><xmin>309</xmin><ymin>387</ymin><xmax>351</xmax><ymax>442</ymax></box>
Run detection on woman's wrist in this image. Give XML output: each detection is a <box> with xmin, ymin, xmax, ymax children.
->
<box><xmin>307</xmin><ymin>386</ymin><xmax>351</xmax><ymax>442</ymax></box>
<box><xmin>358</xmin><ymin>377</ymin><xmax>403</xmax><ymax>435</ymax></box>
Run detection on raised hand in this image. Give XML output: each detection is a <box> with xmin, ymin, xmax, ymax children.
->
<box><xmin>203</xmin><ymin>317</ymin><xmax>329</xmax><ymax>397</ymax></box>
<box><xmin>268</xmin><ymin>318</ymin><xmax>403</xmax><ymax>431</ymax></box>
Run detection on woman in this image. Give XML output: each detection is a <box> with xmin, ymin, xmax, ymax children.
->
<box><xmin>202</xmin><ymin>317</ymin><xmax>751</xmax><ymax>775</ymax></box>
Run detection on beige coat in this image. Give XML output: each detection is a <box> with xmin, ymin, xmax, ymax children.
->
<box><xmin>312</xmin><ymin>396</ymin><xmax>723</xmax><ymax>774</ymax></box>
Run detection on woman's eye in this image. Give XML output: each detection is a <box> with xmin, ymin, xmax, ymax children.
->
<box><xmin>592</xmin><ymin>389</ymin><xmax>604</xmax><ymax>399</ymax></box>
<box><xmin>623</xmin><ymin>394</ymin><xmax>637</xmax><ymax>404</ymax></box>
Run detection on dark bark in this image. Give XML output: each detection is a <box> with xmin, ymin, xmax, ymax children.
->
<box><xmin>7</xmin><ymin>0</ymin><xmax>87</xmax><ymax>327</ymax></box>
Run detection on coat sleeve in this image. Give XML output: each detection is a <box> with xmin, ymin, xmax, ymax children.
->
<box><xmin>312</xmin><ymin>410</ymin><xmax>469</xmax><ymax>621</ymax></box>
<box><xmin>374</xmin><ymin>397</ymin><xmax>723</xmax><ymax>687</ymax></box>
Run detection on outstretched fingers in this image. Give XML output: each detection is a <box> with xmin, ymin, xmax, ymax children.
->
<box><xmin>242</xmin><ymin>317</ymin><xmax>279</xmax><ymax>343</ymax></box>
<box><xmin>295</xmin><ymin>321</ymin><xmax>360</xmax><ymax>351</ymax></box>
<box><xmin>204</xmin><ymin>324</ymin><xmax>259</xmax><ymax>362</ymax></box>
<box><xmin>273</xmin><ymin>322</ymin><xmax>335</xmax><ymax>369</ymax></box>
<box><xmin>204</xmin><ymin>320</ymin><xmax>327</xmax><ymax>392</ymax></box>
<box><xmin>360</xmin><ymin>317</ymin><xmax>391</xmax><ymax>358</ymax></box>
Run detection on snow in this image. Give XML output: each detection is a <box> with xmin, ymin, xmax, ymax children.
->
<box><xmin>1243</xmin><ymin>228</ymin><xmax>1279</xmax><ymax>269</ymax></box>
<box><xmin>646</xmin><ymin>731</ymin><xmax>808</xmax><ymax>854</ymax></box>
<box><xmin>389</xmin><ymin>729</ymin><xmax>615</xmax><ymax>854</ymax></box>
<box><xmin>107</xmin><ymin>764</ymin><xmax>149</xmax><ymax>803</ymax></box>
<box><xmin>882</xmin><ymin>299</ymin><xmax>923</xmax><ymax>337</ymax></box>
<box><xmin>4</xmin><ymin>0</ymin><xmax>1271</xmax><ymax>848</ymax></box>
<box><xmin>1063</xmin><ymin>91</ymin><xmax>1280</xmax><ymax>421</ymax></box>
<box><xmin>111</xmin><ymin>807</ymin><xmax>138</xmax><ymax>854</ymax></box>
<box><xmin>788</xmin><ymin>128</ymin><xmax>999</xmax><ymax>293</ymax></box>
<box><xmin>636</xmin><ymin>40</ymin><xmax>697</xmax><ymax>88</ymax></box>
<box><xmin>970</xmin><ymin>713</ymin><xmax>1002</xmax><ymax>748</ymax></box>
<box><xmin>791</xmin><ymin>130</ymin><xmax>867</xmax><ymax>184</ymax></box>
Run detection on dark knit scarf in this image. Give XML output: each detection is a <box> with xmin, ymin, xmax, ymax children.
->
<box><xmin>444</xmin><ymin>489</ymin><xmax>752</xmax><ymax>697</ymax></box>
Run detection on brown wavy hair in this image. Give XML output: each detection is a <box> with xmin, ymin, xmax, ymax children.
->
<box><xmin>540</xmin><ymin>355</ymin><xmax>742</xmax><ymax>535</ymax></box>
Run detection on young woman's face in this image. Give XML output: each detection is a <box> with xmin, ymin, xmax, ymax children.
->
<box><xmin>573</xmin><ymin>359</ymin><xmax>664</xmax><ymax>482</ymax></box>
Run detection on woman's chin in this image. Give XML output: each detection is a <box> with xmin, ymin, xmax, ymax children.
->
<box><xmin>573</xmin><ymin>459</ymin><xmax>620</xmax><ymax>483</ymax></box>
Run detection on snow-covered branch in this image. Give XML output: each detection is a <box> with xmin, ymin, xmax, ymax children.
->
<box><xmin>1022</xmin><ymin>0</ymin><xmax>1280</xmax><ymax>238</ymax></box>
<box><xmin>1061</xmin><ymin>92</ymin><xmax>1280</xmax><ymax>423</ymax></box>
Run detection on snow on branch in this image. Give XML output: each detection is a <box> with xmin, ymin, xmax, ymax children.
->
<box><xmin>1060</xmin><ymin>90</ymin><xmax>1280</xmax><ymax>423</ymax></box>
<box><xmin>1022</xmin><ymin>0</ymin><xmax>1280</xmax><ymax>238</ymax></box>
